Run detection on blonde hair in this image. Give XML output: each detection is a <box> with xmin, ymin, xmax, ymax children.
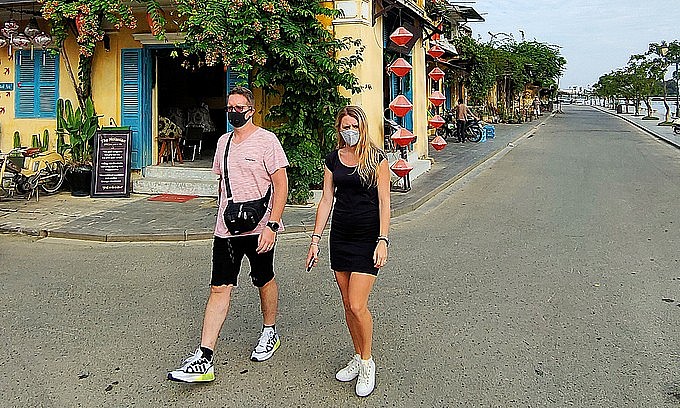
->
<box><xmin>335</xmin><ymin>106</ymin><xmax>383</xmax><ymax>187</ymax></box>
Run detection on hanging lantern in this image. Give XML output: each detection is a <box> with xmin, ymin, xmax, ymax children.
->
<box><xmin>432</xmin><ymin>23</ymin><xmax>443</xmax><ymax>41</ymax></box>
<box><xmin>387</xmin><ymin>57</ymin><xmax>412</xmax><ymax>77</ymax></box>
<box><xmin>3</xmin><ymin>19</ymin><xmax>20</xmax><ymax>35</ymax></box>
<box><xmin>428</xmin><ymin>115</ymin><xmax>445</xmax><ymax>129</ymax></box>
<box><xmin>34</xmin><ymin>32</ymin><xmax>52</xmax><ymax>64</ymax></box>
<box><xmin>12</xmin><ymin>33</ymin><xmax>31</xmax><ymax>48</ymax></box>
<box><xmin>12</xmin><ymin>33</ymin><xmax>31</xmax><ymax>64</ymax></box>
<box><xmin>24</xmin><ymin>17</ymin><xmax>40</xmax><ymax>38</ymax></box>
<box><xmin>427</xmin><ymin>45</ymin><xmax>445</xmax><ymax>59</ymax></box>
<box><xmin>389</xmin><ymin>27</ymin><xmax>413</xmax><ymax>47</ymax></box>
<box><xmin>430</xmin><ymin>135</ymin><xmax>447</xmax><ymax>151</ymax></box>
<box><xmin>390</xmin><ymin>158</ymin><xmax>413</xmax><ymax>178</ymax></box>
<box><xmin>428</xmin><ymin>67</ymin><xmax>445</xmax><ymax>82</ymax></box>
<box><xmin>428</xmin><ymin>91</ymin><xmax>446</xmax><ymax>107</ymax></box>
<box><xmin>389</xmin><ymin>95</ymin><xmax>413</xmax><ymax>117</ymax></box>
<box><xmin>390</xmin><ymin>128</ymin><xmax>416</xmax><ymax>147</ymax></box>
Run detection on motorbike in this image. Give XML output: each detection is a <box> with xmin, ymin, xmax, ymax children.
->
<box><xmin>673</xmin><ymin>118</ymin><xmax>680</xmax><ymax>135</ymax></box>
<box><xmin>0</xmin><ymin>147</ymin><xmax>66</xmax><ymax>201</ymax></box>
<box><xmin>436</xmin><ymin>110</ymin><xmax>483</xmax><ymax>143</ymax></box>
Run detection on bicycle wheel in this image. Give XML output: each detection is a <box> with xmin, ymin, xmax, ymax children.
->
<box><xmin>41</xmin><ymin>161</ymin><xmax>65</xmax><ymax>194</ymax></box>
<box><xmin>467</xmin><ymin>126</ymin><xmax>482</xmax><ymax>142</ymax></box>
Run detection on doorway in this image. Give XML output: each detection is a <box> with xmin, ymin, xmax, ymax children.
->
<box><xmin>154</xmin><ymin>48</ymin><xmax>227</xmax><ymax>167</ymax></box>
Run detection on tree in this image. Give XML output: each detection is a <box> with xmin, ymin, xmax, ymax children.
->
<box><xmin>171</xmin><ymin>0</ymin><xmax>362</xmax><ymax>203</ymax></box>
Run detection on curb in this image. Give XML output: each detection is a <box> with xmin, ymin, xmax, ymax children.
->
<box><xmin>2</xmin><ymin>119</ymin><xmax>549</xmax><ymax>242</ymax></box>
<box><xmin>592</xmin><ymin>105</ymin><xmax>680</xmax><ymax>149</ymax></box>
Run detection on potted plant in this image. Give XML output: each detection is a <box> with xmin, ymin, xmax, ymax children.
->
<box><xmin>56</xmin><ymin>97</ymin><xmax>101</xmax><ymax>196</ymax></box>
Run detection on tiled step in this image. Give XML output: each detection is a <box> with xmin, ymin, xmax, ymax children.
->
<box><xmin>133</xmin><ymin>166</ymin><xmax>219</xmax><ymax>197</ymax></box>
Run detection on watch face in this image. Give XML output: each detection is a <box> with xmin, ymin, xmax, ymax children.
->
<box><xmin>268</xmin><ymin>221</ymin><xmax>279</xmax><ymax>232</ymax></box>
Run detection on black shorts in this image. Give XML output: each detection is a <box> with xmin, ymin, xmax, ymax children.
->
<box><xmin>211</xmin><ymin>235</ymin><xmax>275</xmax><ymax>287</ymax></box>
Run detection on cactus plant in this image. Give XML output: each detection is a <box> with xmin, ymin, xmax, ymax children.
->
<box><xmin>32</xmin><ymin>134</ymin><xmax>40</xmax><ymax>149</ymax></box>
<box><xmin>13</xmin><ymin>131</ymin><xmax>21</xmax><ymax>148</ymax></box>
<box><xmin>42</xmin><ymin>129</ymin><xmax>50</xmax><ymax>151</ymax></box>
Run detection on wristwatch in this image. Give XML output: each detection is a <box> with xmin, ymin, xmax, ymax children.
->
<box><xmin>266</xmin><ymin>221</ymin><xmax>280</xmax><ymax>233</ymax></box>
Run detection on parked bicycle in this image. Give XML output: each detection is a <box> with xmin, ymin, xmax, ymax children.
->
<box><xmin>0</xmin><ymin>147</ymin><xmax>66</xmax><ymax>201</ymax></box>
<box><xmin>436</xmin><ymin>110</ymin><xmax>483</xmax><ymax>143</ymax></box>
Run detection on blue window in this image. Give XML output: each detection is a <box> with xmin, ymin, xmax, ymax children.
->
<box><xmin>15</xmin><ymin>50</ymin><xmax>59</xmax><ymax>118</ymax></box>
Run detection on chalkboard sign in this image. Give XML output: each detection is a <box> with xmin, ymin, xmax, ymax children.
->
<box><xmin>91</xmin><ymin>128</ymin><xmax>132</xmax><ymax>197</ymax></box>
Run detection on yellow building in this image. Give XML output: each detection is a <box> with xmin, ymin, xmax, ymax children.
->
<box><xmin>0</xmin><ymin>0</ymin><xmax>483</xmax><ymax>196</ymax></box>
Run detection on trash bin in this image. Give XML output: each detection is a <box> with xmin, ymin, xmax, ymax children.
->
<box><xmin>483</xmin><ymin>125</ymin><xmax>495</xmax><ymax>139</ymax></box>
<box><xmin>616</xmin><ymin>105</ymin><xmax>623</xmax><ymax>113</ymax></box>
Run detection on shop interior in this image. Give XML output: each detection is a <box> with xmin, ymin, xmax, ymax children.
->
<box><xmin>155</xmin><ymin>49</ymin><xmax>227</xmax><ymax>167</ymax></box>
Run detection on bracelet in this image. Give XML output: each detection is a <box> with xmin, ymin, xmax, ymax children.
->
<box><xmin>376</xmin><ymin>236</ymin><xmax>390</xmax><ymax>247</ymax></box>
<box><xmin>311</xmin><ymin>233</ymin><xmax>322</xmax><ymax>240</ymax></box>
<box><xmin>310</xmin><ymin>242</ymin><xmax>319</xmax><ymax>247</ymax></box>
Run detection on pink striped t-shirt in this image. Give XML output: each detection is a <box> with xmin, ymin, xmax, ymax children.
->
<box><xmin>212</xmin><ymin>127</ymin><xmax>289</xmax><ymax>238</ymax></box>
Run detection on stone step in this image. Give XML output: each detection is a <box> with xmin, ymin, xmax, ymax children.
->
<box><xmin>133</xmin><ymin>177</ymin><xmax>218</xmax><ymax>197</ymax></box>
<box><xmin>133</xmin><ymin>166</ymin><xmax>219</xmax><ymax>197</ymax></box>
<box><xmin>142</xmin><ymin>166</ymin><xmax>217</xmax><ymax>180</ymax></box>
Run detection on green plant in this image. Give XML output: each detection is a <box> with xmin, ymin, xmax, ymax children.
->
<box><xmin>56</xmin><ymin>97</ymin><xmax>101</xmax><ymax>165</ymax></box>
<box><xmin>42</xmin><ymin>129</ymin><xmax>50</xmax><ymax>152</ymax></box>
<box><xmin>32</xmin><ymin>134</ymin><xmax>41</xmax><ymax>149</ymax></box>
<box><xmin>172</xmin><ymin>0</ymin><xmax>362</xmax><ymax>204</ymax></box>
<box><xmin>13</xmin><ymin>131</ymin><xmax>21</xmax><ymax>148</ymax></box>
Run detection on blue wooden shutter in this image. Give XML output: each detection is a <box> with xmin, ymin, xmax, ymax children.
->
<box><xmin>15</xmin><ymin>51</ymin><xmax>36</xmax><ymax>118</ymax></box>
<box><xmin>15</xmin><ymin>50</ymin><xmax>58</xmax><ymax>118</ymax></box>
<box><xmin>121</xmin><ymin>49</ymin><xmax>143</xmax><ymax>169</ymax></box>
<box><xmin>38</xmin><ymin>51</ymin><xmax>58</xmax><ymax>117</ymax></box>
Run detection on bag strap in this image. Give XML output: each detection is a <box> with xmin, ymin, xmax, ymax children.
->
<box><xmin>222</xmin><ymin>132</ymin><xmax>234</xmax><ymax>202</ymax></box>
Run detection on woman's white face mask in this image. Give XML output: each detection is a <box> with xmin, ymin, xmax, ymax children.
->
<box><xmin>340</xmin><ymin>129</ymin><xmax>360</xmax><ymax>146</ymax></box>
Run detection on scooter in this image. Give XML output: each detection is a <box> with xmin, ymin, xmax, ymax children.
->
<box><xmin>0</xmin><ymin>147</ymin><xmax>66</xmax><ymax>201</ymax></box>
<box><xmin>436</xmin><ymin>109</ymin><xmax>456</xmax><ymax>141</ymax></box>
<box><xmin>673</xmin><ymin>118</ymin><xmax>680</xmax><ymax>135</ymax></box>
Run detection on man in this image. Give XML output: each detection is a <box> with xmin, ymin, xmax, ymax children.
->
<box><xmin>455</xmin><ymin>98</ymin><xmax>476</xmax><ymax>143</ymax></box>
<box><xmin>168</xmin><ymin>86</ymin><xmax>289</xmax><ymax>383</ymax></box>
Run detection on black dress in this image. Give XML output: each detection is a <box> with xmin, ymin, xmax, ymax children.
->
<box><xmin>325</xmin><ymin>149</ymin><xmax>386</xmax><ymax>275</ymax></box>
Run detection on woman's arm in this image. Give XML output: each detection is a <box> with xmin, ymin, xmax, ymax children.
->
<box><xmin>306</xmin><ymin>167</ymin><xmax>335</xmax><ymax>269</ymax></box>
<box><xmin>374</xmin><ymin>159</ymin><xmax>391</xmax><ymax>268</ymax></box>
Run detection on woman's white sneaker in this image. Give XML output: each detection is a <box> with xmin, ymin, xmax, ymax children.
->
<box><xmin>355</xmin><ymin>358</ymin><xmax>375</xmax><ymax>397</ymax></box>
<box><xmin>335</xmin><ymin>354</ymin><xmax>361</xmax><ymax>382</ymax></box>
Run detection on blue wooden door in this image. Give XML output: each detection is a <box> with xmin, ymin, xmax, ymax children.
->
<box><xmin>121</xmin><ymin>49</ymin><xmax>151</xmax><ymax>169</ymax></box>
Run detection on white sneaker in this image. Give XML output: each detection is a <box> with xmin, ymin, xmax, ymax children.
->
<box><xmin>355</xmin><ymin>358</ymin><xmax>376</xmax><ymax>397</ymax></box>
<box><xmin>167</xmin><ymin>348</ymin><xmax>215</xmax><ymax>383</ymax></box>
<box><xmin>250</xmin><ymin>328</ymin><xmax>280</xmax><ymax>362</ymax></box>
<box><xmin>335</xmin><ymin>354</ymin><xmax>361</xmax><ymax>382</ymax></box>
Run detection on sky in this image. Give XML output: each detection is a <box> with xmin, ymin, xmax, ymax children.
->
<box><xmin>467</xmin><ymin>0</ymin><xmax>679</xmax><ymax>89</ymax></box>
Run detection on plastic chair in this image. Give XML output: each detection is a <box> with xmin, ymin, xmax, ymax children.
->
<box><xmin>183</xmin><ymin>126</ymin><xmax>203</xmax><ymax>161</ymax></box>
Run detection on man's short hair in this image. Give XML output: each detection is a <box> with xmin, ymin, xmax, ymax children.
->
<box><xmin>229</xmin><ymin>86</ymin><xmax>254</xmax><ymax>106</ymax></box>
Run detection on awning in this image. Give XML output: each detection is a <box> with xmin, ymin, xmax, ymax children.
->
<box><xmin>430</xmin><ymin>3</ymin><xmax>484</xmax><ymax>25</ymax></box>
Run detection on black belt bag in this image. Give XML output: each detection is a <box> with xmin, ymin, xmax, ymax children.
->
<box><xmin>221</xmin><ymin>133</ymin><xmax>272</xmax><ymax>235</ymax></box>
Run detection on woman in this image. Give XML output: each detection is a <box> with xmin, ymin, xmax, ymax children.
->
<box><xmin>306</xmin><ymin>105</ymin><xmax>390</xmax><ymax>397</ymax></box>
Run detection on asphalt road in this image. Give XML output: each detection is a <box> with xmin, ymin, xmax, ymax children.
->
<box><xmin>1</xmin><ymin>105</ymin><xmax>679</xmax><ymax>407</ymax></box>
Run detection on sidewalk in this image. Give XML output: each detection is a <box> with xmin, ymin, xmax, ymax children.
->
<box><xmin>0</xmin><ymin>118</ymin><xmax>548</xmax><ymax>242</ymax></box>
<box><xmin>593</xmin><ymin>105</ymin><xmax>680</xmax><ymax>148</ymax></box>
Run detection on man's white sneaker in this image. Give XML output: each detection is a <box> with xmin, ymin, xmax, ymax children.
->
<box><xmin>168</xmin><ymin>348</ymin><xmax>215</xmax><ymax>383</ymax></box>
<box><xmin>250</xmin><ymin>328</ymin><xmax>280</xmax><ymax>362</ymax></box>
<box><xmin>355</xmin><ymin>358</ymin><xmax>376</xmax><ymax>397</ymax></box>
<box><xmin>335</xmin><ymin>354</ymin><xmax>361</xmax><ymax>382</ymax></box>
